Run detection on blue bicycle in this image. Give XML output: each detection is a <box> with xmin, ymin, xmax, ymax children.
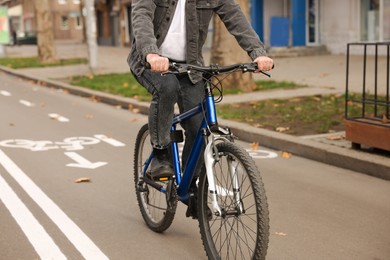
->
<box><xmin>134</xmin><ymin>63</ymin><xmax>270</xmax><ymax>259</ymax></box>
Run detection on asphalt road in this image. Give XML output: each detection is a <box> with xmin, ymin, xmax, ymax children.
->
<box><xmin>1</xmin><ymin>72</ymin><xmax>389</xmax><ymax>260</ymax></box>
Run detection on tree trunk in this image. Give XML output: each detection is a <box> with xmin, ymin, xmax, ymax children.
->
<box><xmin>80</xmin><ymin>0</ymin><xmax>87</xmax><ymax>43</ymax></box>
<box><xmin>34</xmin><ymin>0</ymin><xmax>57</xmax><ymax>64</ymax></box>
<box><xmin>211</xmin><ymin>0</ymin><xmax>255</xmax><ymax>92</ymax></box>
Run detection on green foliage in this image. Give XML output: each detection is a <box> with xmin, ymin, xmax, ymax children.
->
<box><xmin>0</xmin><ymin>57</ymin><xmax>87</xmax><ymax>69</ymax></box>
<box><xmin>217</xmin><ymin>94</ymin><xmax>346</xmax><ymax>136</ymax></box>
<box><xmin>70</xmin><ymin>73</ymin><xmax>151</xmax><ymax>102</ymax></box>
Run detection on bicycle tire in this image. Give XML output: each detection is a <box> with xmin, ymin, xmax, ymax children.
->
<box><xmin>133</xmin><ymin>124</ymin><xmax>177</xmax><ymax>233</ymax></box>
<box><xmin>198</xmin><ymin>141</ymin><xmax>269</xmax><ymax>260</ymax></box>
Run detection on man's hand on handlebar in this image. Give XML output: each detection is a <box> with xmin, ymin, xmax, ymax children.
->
<box><xmin>253</xmin><ymin>56</ymin><xmax>274</xmax><ymax>72</ymax></box>
<box><xmin>146</xmin><ymin>53</ymin><xmax>169</xmax><ymax>72</ymax></box>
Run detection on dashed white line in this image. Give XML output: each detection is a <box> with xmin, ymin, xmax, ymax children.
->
<box><xmin>0</xmin><ymin>174</ymin><xmax>67</xmax><ymax>260</ymax></box>
<box><xmin>0</xmin><ymin>90</ymin><xmax>11</xmax><ymax>96</ymax></box>
<box><xmin>19</xmin><ymin>100</ymin><xmax>35</xmax><ymax>107</ymax></box>
<box><xmin>0</xmin><ymin>149</ymin><xmax>109</xmax><ymax>259</ymax></box>
<box><xmin>48</xmin><ymin>113</ymin><xmax>70</xmax><ymax>122</ymax></box>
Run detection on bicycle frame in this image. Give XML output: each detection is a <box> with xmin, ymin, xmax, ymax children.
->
<box><xmin>141</xmin><ymin>80</ymin><xmax>221</xmax><ymax>202</ymax></box>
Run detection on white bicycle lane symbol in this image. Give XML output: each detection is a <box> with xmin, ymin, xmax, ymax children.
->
<box><xmin>0</xmin><ymin>135</ymin><xmax>125</xmax><ymax>152</ymax></box>
<box><xmin>0</xmin><ymin>135</ymin><xmax>126</xmax><ymax>169</ymax></box>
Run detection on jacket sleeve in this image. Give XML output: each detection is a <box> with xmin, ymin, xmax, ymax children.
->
<box><xmin>131</xmin><ymin>0</ymin><xmax>161</xmax><ymax>60</ymax></box>
<box><xmin>214</xmin><ymin>0</ymin><xmax>267</xmax><ymax>60</ymax></box>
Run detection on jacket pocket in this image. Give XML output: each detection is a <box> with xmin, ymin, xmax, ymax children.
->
<box><xmin>196</xmin><ymin>0</ymin><xmax>218</xmax><ymax>9</ymax></box>
<box><xmin>153</xmin><ymin>0</ymin><xmax>169</xmax><ymax>7</ymax></box>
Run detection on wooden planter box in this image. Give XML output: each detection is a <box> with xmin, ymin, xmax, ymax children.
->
<box><xmin>345</xmin><ymin>119</ymin><xmax>390</xmax><ymax>151</ymax></box>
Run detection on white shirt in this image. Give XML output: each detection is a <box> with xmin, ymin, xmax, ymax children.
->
<box><xmin>159</xmin><ymin>0</ymin><xmax>187</xmax><ymax>61</ymax></box>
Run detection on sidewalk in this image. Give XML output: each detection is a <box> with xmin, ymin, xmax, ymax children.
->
<box><xmin>1</xmin><ymin>42</ymin><xmax>389</xmax><ymax>180</ymax></box>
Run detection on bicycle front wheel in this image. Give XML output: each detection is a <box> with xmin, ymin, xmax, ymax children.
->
<box><xmin>198</xmin><ymin>142</ymin><xmax>269</xmax><ymax>260</ymax></box>
<box><xmin>133</xmin><ymin>124</ymin><xmax>177</xmax><ymax>233</ymax></box>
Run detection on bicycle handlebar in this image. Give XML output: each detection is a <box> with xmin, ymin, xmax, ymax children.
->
<box><xmin>146</xmin><ymin>62</ymin><xmax>273</xmax><ymax>77</ymax></box>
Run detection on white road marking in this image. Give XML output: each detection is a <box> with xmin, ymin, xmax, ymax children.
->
<box><xmin>0</xmin><ymin>149</ymin><xmax>109</xmax><ymax>259</ymax></box>
<box><xmin>0</xmin><ymin>174</ymin><xmax>67</xmax><ymax>260</ymax></box>
<box><xmin>65</xmin><ymin>152</ymin><xmax>107</xmax><ymax>169</ymax></box>
<box><xmin>19</xmin><ymin>100</ymin><xmax>35</xmax><ymax>107</ymax></box>
<box><xmin>246</xmin><ymin>149</ymin><xmax>278</xmax><ymax>159</ymax></box>
<box><xmin>0</xmin><ymin>90</ymin><xmax>11</xmax><ymax>96</ymax></box>
<box><xmin>94</xmin><ymin>134</ymin><xmax>126</xmax><ymax>147</ymax></box>
<box><xmin>48</xmin><ymin>113</ymin><xmax>70</xmax><ymax>122</ymax></box>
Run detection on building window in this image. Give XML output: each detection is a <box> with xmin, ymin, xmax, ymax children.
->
<box><xmin>61</xmin><ymin>16</ymin><xmax>69</xmax><ymax>30</ymax></box>
<box><xmin>361</xmin><ymin>0</ymin><xmax>390</xmax><ymax>41</ymax></box>
<box><xmin>75</xmin><ymin>15</ymin><xmax>82</xmax><ymax>29</ymax></box>
<box><xmin>58</xmin><ymin>0</ymin><xmax>67</xmax><ymax>4</ymax></box>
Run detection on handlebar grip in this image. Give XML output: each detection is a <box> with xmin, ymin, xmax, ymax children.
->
<box><xmin>145</xmin><ymin>62</ymin><xmax>176</xmax><ymax>70</ymax></box>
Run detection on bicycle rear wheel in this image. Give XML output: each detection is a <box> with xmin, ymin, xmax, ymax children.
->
<box><xmin>133</xmin><ymin>124</ymin><xmax>177</xmax><ymax>233</ymax></box>
<box><xmin>198</xmin><ymin>142</ymin><xmax>269</xmax><ymax>260</ymax></box>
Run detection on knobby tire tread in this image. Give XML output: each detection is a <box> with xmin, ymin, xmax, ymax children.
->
<box><xmin>197</xmin><ymin>142</ymin><xmax>269</xmax><ymax>260</ymax></box>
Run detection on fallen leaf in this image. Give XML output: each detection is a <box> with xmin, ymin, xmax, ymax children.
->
<box><xmin>382</xmin><ymin>114</ymin><xmax>389</xmax><ymax>124</ymax></box>
<box><xmin>250</xmin><ymin>142</ymin><xmax>259</xmax><ymax>150</ymax></box>
<box><xmin>132</xmin><ymin>108</ymin><xmax>140</xmax><ymax>114</ymax></box>
<box><xmin>326</xmin><ymin>135</ymin><xmax>344</xmax><ymax>141</ymax></box>
<box><xmin>123</xmin><ymin>82</ymin><xmax>129</xmax><ymax>87</ymax></box>
<box><xmin>274</xmin><ymin>232</ymin><xmax>287</xmax><ymax>236</ymax></box>
<box><xmin>90</xmin><ymin>96</ymin><xmax>99</xmax><ymax>102</ymax></box>
<box><xmin>281</xmin><ymin>151</ymin><xmax>292</xmax><ymax>159</ymax></box>
<box><xmin>85</xmin><ymin>114</ymin><xmax>94</xmax><ymax>119</ymax></box>
<box><xmin>276</xmin><ymin>127</ymin><xmax>290</xmax><ymax>133</ymax></box>
<box><xmin>74</xmin><ymin>177</ymin><xmax>91</xmax><ymax>183</ymax></box>
<box><xmin>130</xmin><ymin>118</ymin><xmax>139</xmax><ymax>122</ymax></box>
<box><xmin>114</xmin><ymin>105</ymin><xmax>122</xmax><ymax>109</ymax></box>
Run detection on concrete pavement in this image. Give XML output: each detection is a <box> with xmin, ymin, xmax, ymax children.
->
<box><xmin>1</xmin><ymin>41</ymin><xmax>389</xmax><ymax>180</ymax></box>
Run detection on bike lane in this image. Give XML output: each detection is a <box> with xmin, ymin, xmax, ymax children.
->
<box><xmin>0</xmin><ymin>73</ymin><xmax>208</xmax><ymax>259</ymax></box>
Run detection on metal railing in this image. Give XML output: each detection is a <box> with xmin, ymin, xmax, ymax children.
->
<box><xmin>345</xmin><ymin>42</ymin><xmax>390</xmax><ymax>128</ymax></box>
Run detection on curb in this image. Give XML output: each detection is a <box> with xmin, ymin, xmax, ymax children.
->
<box><xmin>1</xmin><ymin>66</ymin><xmax>389</xmax><ymax>181</ymax></box>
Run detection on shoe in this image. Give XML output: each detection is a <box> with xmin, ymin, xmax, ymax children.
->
<box><xmin>150</xmin><ymin>148</ymin><xmax>174</xmax><ymax>180</ymax></box>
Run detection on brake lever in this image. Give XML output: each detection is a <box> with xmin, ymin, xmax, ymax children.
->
<box><xmin>259</xmin><ymin>71</ymin><xmax>271</xmax><ymax>77</ymax></box>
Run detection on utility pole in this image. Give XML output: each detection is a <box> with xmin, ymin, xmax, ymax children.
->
<box><xmin>84</xmin><ymin>0</ymin><xmax>98</xmax><ymax>71</ymax></box>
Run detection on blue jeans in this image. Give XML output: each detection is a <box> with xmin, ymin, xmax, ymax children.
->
<box><xmin>134</xmin><ymin>69</ymin><xmax>205</xmax><ymax>166</ymax></box>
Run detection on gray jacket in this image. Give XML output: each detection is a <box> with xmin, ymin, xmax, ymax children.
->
<box><xmin>128</xmin><ymin>0</ymin><xmax>267</xmax><ymax>83</ymax></box>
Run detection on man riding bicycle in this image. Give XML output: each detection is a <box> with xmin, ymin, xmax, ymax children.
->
<box><xmin>128</xmin><ymin>0</ymin><xmax>274</xmax><ymax>180</ymax></box>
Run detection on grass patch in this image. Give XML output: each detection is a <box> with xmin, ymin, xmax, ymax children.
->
<box><xmin>68</xmin><ymin>73</ymin><xmax>304</xmax><ymax>103</ymax></box>
<box><xmin>70</xmin><ymin>73</ymin><xmax>151</xmax><ymax>102</ymax></box>
<box><xmin>217</xmin><ymin>80</ymin><xmax>305</xmax><ymax>95</ymax></box>
<box><xmin>217</xmin><ymin>93</ymin><xmax>388</xmax><ymax>136</ymax></box>
<box><xmin>0</xmin><ymin>56</ymin><xmax>87</xmax><ymax>69</ymax></box>
<box><xmin>218</xmin><ymin>95</ymin><xmax>347</xmax><ymax>136</ymax></box>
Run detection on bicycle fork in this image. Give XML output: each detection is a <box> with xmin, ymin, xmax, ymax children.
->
<box><xmin>204</xmin><ymin>134</ymin><xmax>244</xmax><ymax>217</ymax></box>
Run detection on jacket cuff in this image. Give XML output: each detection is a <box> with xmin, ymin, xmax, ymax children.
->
<box><xmin>249</xmin><ymin>48</ymin><xmax>267</xmax><ymax>60</ymax></box>
<box><xmin>141</xmin><ymin>45</ymin><xmax>161</xmax><ymax>60</ymax></box>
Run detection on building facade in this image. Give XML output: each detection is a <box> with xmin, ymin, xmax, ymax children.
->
<box><xmin>1</xmin><ymin>0</ymin><xmax>83</xmax><ymax>42</ymax></box>
<box><xmin>252</xmin><ymin>0</ymin><xmax>390</xmax><ymax>54</ymax></box>
<box><xmin>1</xmin><ymin>0</ymin><xmax>389</xmax><ymax>54</ymax></box>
